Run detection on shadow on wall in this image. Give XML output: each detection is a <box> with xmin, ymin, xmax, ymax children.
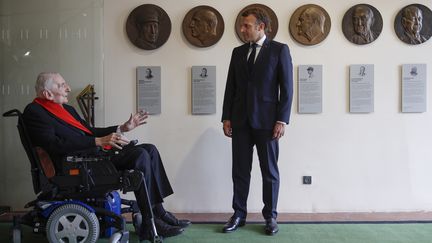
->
<box><xmin>174</xmin><ymin>127</ymin><xmax>232</xmax><ymax>212</ymax></box>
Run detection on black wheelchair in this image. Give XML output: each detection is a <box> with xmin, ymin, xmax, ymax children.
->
<box><xmin>3</xmin><ymin>109</ymin><xmax>162</xmax><ymax>243</ymax></box>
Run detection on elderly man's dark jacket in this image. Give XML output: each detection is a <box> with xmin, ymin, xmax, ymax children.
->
<box><xmin>23</xmin><ymin>102</ymin><xmax>117</xmax><ymax>170</ymax></box>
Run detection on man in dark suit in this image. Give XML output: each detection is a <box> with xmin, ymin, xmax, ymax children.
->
<box><xmin>221</xmin><ymin>8</ymin><xmax>293</xmax><ymax>235</ymax></box>
<box><xmin>23</xmin><ymin>72</ymin><xmax>190</xmax><ymax>241</ymax></box>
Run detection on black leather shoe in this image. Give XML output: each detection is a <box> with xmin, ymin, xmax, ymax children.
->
<box><xmin>155</xmin><ymin>218</ymin><xmax>184</xmax><ymax>238</ymax></box>
<box><xmin>222</xmin><ymin>216</ymin><xmax>246</xmax><ymax>233</ymax></box>
<box><xmin>160</xmin><ymin>211</ymin><xmax>191</xmax><ymax>228</ymax></box>
<box><xmin>264</xmin><ymin>218</ymin><xmax>279</xmax><ymax>235</ymax></box>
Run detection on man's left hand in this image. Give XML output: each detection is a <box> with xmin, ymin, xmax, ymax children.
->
<box><xmin>272</xmin><ymin>123</ymin><xmax>285</xmax><ymax>140</ymax></box>
<box><xmin>120</xmin><ymin>110</ymin><xmax>149</xmax><ymax>133</ymax></box>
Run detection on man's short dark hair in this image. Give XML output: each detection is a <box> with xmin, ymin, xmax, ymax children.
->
<box><xmin>242</xmin><ymin>8</ymin><xmax>272</xmax><ymax>33</ymax></box>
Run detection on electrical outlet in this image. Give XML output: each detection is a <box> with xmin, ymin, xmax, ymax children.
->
<box><xmin>303</xmin><ymin>176</ymin><xmax>312</xmax><ymax>185</ymax></box>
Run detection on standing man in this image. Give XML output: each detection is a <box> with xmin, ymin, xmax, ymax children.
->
<box><xmin>221</xmin><ymin>8</ymin><xmax>293</xmax><ymax>235</ymax></box>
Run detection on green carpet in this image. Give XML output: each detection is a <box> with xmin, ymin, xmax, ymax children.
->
<box><xmin>2</xmin><ymin>223</ymin><xmax>432</xmax><ymax>243</ymax></box>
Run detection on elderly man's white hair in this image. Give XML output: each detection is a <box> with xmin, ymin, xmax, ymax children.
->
<box><xmin>35</xmin><ymin>72</ymin><xmax>60</xmax><ymax>97</ymax></box>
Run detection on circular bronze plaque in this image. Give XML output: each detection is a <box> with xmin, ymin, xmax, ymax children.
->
<box><xmin>394</xmin><ymin>4</ymin><xmax>432</xmax><ymax>45</ymax></box>
<box><xmin>126</xmin><ymin>4</ymin><xmax>171</xmax><ymax>50</ymax></box>
<box><xmin>289</xmin><ymin>4</ymin><xmax>331</xmax><ymax>46</ymax></box>
<box><xmin>342</xmin><ymin>4</ymin><xmax>383</xmax><ymax>45</ymax></box>
<box><xmin>235</xmin><ymin>4</ymin><xmax>279</xmax><ymax>43</ymax></box>
<box><xmin>182</xmin><ymin>6</ymin><xmax>225</xmax><ymax>47</ymax></box>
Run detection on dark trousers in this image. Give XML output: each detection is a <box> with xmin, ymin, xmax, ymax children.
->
<box><xmin>111</xmin><ymin>144</ymin><xmax>173</xmax><ymax>217</ymax></box>
<box><xmin>231</xmin><ymin>125</ymin><xmax>280</xmax><ymax>219</ymax></box>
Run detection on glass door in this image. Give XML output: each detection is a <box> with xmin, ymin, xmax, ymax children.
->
<box><xmin>0</xmin><ymin>0</ymin><xmax>104</xmax><ymax>209</ymax></box>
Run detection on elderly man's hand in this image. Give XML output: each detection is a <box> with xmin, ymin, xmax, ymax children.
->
<box><xmin>95</xmin><ymin>133</ymin><xmax>129</xmax><ymax>149</ymax></box>
<box><xmin>120</xmin><ymin>110</ymin><xmax>149</xmax><ymax>133</ymax></box>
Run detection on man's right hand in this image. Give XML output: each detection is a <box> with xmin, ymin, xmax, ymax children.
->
<box><xmin>119</xmin><ymin>110</ymin><xmax>148</xmax><ymax>133</ymax></box>
<box><xmin>223</xmin><ymin>120</ymin><xmax>232</xmax><ymax>137</ymax></box>
<box><xmin>95</xmin><ymin>133</ymin><xmax>129</xmax><ymax>149</ymax></box>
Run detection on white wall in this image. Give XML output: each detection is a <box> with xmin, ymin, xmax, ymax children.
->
<box><xmin>103</xmin><ymin>0</ymin><xmax>432</xmax><ymax>214</ymax></box>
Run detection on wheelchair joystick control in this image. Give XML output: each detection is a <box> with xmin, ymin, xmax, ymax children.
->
<box><xmin>110</xmin><ymin>139</ymin><xmax>138</xmax><ymax>155</ymax></box>
<box><xmin>123</xmin><ymin>139</ymin><xmax>138</xmax><ymax>150</ymax></box>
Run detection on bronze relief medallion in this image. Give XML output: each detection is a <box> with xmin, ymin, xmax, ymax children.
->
<box><xmin>235</xmin><ymin>4</ymin><xmax>279</xmax><ymax>43</ymax></box>
<box><xmin>182</xmin><ymin>5</ymin><xmax>225</xmax><ymax>48</ymax></box>
<box><xmin>342</xmin><ymin>4</ymin><xmax>383</xmax><ymax>45</ymax></box>
<box><xmin>126</xmin><ymin>4</ymin><xmax>171</xmax><ymax>50</ymax></box>
<box><xmin>289</xmin><ymin>4</ymin><xmax>331</xmax><ymax>46</ymax></box>
<box><xmin>394</xmin><ymin>4</ymin><xmax>432</xmax><ymax>45</ymax></box>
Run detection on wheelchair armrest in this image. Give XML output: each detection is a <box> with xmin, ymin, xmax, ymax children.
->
<box><xmin>64</xmin><ymin>146</ymin><xmax>112</xmax><ymax>163</ymax></box>
<box><xmin>65</xmin><ymin>155</ymin><xmax>111</xmax><ymax>163</ymax></box>
<box><xmin>67</xmin><ymin>147</ymin><xmax>105</xmax><ymax>157</ymax></box>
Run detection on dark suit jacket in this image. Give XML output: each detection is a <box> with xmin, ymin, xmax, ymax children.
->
<box><xmin>222</xmin><ymin>38</ymin><xmax>293</xmax><ymax>129</ymax></box>
<box><xmin>23</xmin><ymin>102</ymin><xmax>117</xmax><ymax>170</ymax></box>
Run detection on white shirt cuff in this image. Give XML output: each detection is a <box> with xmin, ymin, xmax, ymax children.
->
<box><xmin>116</xmin><ymin>125</ymin><xmax>124</xmax><ymax>135</ymax></box>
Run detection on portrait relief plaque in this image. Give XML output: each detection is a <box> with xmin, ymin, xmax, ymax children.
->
<box><xmin>126</xmin><ymin>4</ymin><xmax>171</xmax><ymax>50</ymax></box>
<box><xmin>349</xmin><ymin>64</ymin><xmax>374</xmax><ymax>113</ymax></box>
<box><xmin>290</xmin><ymin>4</ymin><xmax>331</xmax><ymax>46</ymax></box>
<box><xmin>395</xmin><ymin>4</ymin><xmax>432</xmax><ymax>45</ymax></box>
<box><xmin>235</xmin><ymin>4</ymin><xmax>279</xmax><ymax>43</ymax></box>
<box><xmin>182</xmin><ymin>6</ymin><xmax>225</xmax><ymax>48</ymax></box>
<box><xmin>137</xmin><ymin>66</ymin><xmax>161</xmax><ymax>114</ymax></box>
<box><xmin>342</xmin><ymin>4</ymin><xmax>383</xmax><ymax>45</ymax></box>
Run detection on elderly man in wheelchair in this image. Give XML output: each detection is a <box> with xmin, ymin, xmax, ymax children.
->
<box><xmin>5</xmin><ymin>72</ymin><xmax>190</xmax><ymax>243</ymax></box>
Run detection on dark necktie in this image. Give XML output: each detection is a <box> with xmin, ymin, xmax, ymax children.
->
<box><xmin>247</xmin><ymin>43</ymin><xmax>257</xmax><ymax>73</ymax></box>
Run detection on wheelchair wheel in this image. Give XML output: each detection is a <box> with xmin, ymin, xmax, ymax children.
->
<box><xmin>46</xmin><ymin>204</ymin><xmax>99</xmax><ymax>243</ymax></box>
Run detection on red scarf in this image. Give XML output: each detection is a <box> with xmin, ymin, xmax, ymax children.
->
<box><xmin>34</xmin><ymin>98</ymin><xmax>93</xmax><ymax>135</ymax></box>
